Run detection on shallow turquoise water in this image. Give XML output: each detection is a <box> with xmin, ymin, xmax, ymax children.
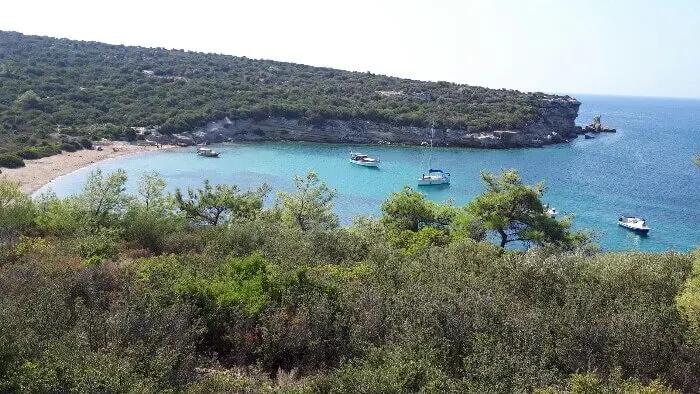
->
<box><xmin>38</xmin><ymin>95</ymin><xmax>700</xmax><ymax>252</ymax></box>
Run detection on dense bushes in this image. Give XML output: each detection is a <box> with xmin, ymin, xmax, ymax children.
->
<box><xmin>0</xmin><ymin>173</ymin><xmax>698</xmax><ymax>392</ymax></box>
<box><xmin>0</xmin><ymin>153</ymin><xmax>24</xmax><ymax>168</ymax></box>
<box><xmin>60</xmin><ymin>140</ymin><xmax>83</xmax><ymax>152</ymax></box>
<box><xmin>17</xmin><ymin>143</ymin><xmax>62</xmax><ymax>160</ymax></box>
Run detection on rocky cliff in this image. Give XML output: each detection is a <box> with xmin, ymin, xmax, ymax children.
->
<box><xmin>146</xmin><ymin>97</ymin><xmax>582</xmax><ymax>149</ymax></box>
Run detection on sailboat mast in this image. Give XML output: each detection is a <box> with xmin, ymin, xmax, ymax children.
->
<box><xmin>428</xmin><ymin>126</ymin><xmax>434</xmax><ymax>169</ymax></box>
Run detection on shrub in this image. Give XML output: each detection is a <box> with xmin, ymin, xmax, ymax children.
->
<box><xmin>162</xmin><ymin>229</ymin><xmax>208</xmax><ymax>254</ymax></box>
<box><xmin>60</xmin><ymin>141</ymin><xmax>82</xmax><ymax>152</ymax></box>
<box><xmin>61</xmin><ymin>142</ymin><xmax>78</xmax><ymax>152</ymax></box>
<box><xmin>312</xmin><ymin>344</ymin><xmax>459</xmax><ymax>393</ymax></box>
<box><xmin>0</xmin><ymin>180</ymin><xmax>35</xmax><ymax>230</ymax></box>
<box><xmin>34</xmin><ymin>193</ymin><xmax>84</xmax><ymax>236</ymax></box>
<box><xmin>75</xmin><ymin>228</ymin><xmax>120</xmax><ymax>261</ymax></box>
<box><xmin>123</xmin><ymin>208</ymin><xmax>185</xmax><ymax>254</ymax></box>
<box><xmin>0</xmin><ymin>154</ymin><xmax>25</xmax><ymax>168</ymax></box>
<box><xmin>17</xmin><ymin>144</ymin><xmax>61</xmax><ymax>160</ymax></box>
<box><xmin>185</xmin><ymin>368</ymin><xmax>282</xmax><ymax>394</ymax></box>
<box><xmin>17</xmin><ymin>149</ymin><xmax>41</xmax><ymax>160</ymax></box>
<box><xmin>79</xmin><ymin>138</ymin><xmax>93</xmax><ymax>149</ymax></box>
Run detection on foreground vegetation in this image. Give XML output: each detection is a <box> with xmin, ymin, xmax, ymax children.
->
<box><xmin>1</xmin><ymin>169</ymin><xmax>698</xmax><ymax>393</ymax></box>
<box><xmin>0</xmin><ymin>31</ymin><xmax>564</xmax><ymax>168</ymax></box>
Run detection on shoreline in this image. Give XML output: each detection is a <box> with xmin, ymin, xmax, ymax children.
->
<box><xmin>0</xmin><ymin>141</ymin><xmax>175</xmax><ymax>196</ymax></box>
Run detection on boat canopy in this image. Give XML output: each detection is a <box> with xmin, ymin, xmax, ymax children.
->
<box><xmin>428</xmin><ymin>169</ymin><xmax>444</xmax><ymax>173</ymax></box>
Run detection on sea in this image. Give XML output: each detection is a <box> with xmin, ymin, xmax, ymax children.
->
<box><xmin>36</xmin><ymin>94</ymin><xmax>700</xmax><ymax>252</ymax></box>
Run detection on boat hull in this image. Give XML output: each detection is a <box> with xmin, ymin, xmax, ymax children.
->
<box><xmin>350</xmin><ymin>160</ymin><xmax>379</xmax><ymax>167</ymax></box>
<box><xmin>618</xmin><ymin>222</ymin><xmax>650</xmax><ymax>234</ymax></box>
<box><xmin>417</xmin><ymin>178</ymin><xmax>450</xmax><ymax>186</ymax></box>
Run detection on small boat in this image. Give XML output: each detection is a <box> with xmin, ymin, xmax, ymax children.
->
<box><xmin>350</xmin><ymin>152</ymin><xmax>380</xmax><ymax>167</ymax></box>
<box><xmin>417</xmin><ymin>126</ymin><xmax>450</xmax><ymax>186</ymax></box>
<box><xmin>543</xmin><ymin>204</ymin><xmax>557</xmax><ymax>218</ymax></box>
<box><xmin>197</xmin><ymin>147</ymin><xmax>220</xmax><ymax>157</ymax></box>
<box><xmin>584</xmin><ymin>133</ymin><xmax>595</xmax><ymax>139</ymax></box>
<box><xmin>418</xmin><ymin>169</ymin><xmax>450</xmax><ymax>186</ymax></box>
<box><xmin>618</xmin><ymin>215</ymin><xmax>650</xmax><ymax>234</ymax></box>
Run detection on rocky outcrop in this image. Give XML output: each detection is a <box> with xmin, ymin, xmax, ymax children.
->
<box><xmin>583</xmin><ymin>115</ymin><xmax>617</xmax><ymax>133</ymax></box>
<box><xmin>147</xmin><ymin>97</ymin><xmax>583</xmax><ymax>149</ymax></box>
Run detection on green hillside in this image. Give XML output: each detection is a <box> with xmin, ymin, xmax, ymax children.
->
<box><xmin>0</xmin><ymin>31</ymin><xmax>560</xmax><ymax>167</ymax></box>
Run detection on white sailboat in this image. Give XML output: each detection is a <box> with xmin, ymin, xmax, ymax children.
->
<box><xmin>417</xmin><ymin>126</ymin><xmax>450</xmax><ymax>186</ymax></box>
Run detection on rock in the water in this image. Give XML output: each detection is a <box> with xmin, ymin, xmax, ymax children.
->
<box><xmin>584</xmin><ymin>114</ymin><xmax>617</xmax><ymax>133</ymax></box>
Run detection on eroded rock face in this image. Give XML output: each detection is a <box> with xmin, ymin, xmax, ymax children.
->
<box><xmin>583</xmin><ymin>114</ymin><xmax>617</xmax><ymax>133</ymax></box>
<box><xmin>152</xmin><ymin>98</ymin><xmax>583</xmax><ymax>149</ymax></box>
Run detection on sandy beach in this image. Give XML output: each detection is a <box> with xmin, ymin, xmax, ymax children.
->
<box><xmin>0</xmin><ymin>141</ymin><xmax>173</xmax><ymax>195</ymax></box>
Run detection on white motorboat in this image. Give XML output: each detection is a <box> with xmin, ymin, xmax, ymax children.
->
<box><xmin>618</xmin><ymin>215</ymin><xmax>650</xmax><ymax>234</ymax></box>
<box><xmin>197</xmin><ymin>147</ymin><xmax>220</xmax><ymax>157</ymax></box>
<box><xmin>543</xmin><ymin>204</ymin><xmax>557</xmax><ymax>218</ymax></box>
<box><xmin>350</xmin><ymin>152</ymin><xmax>380</xmax><ymax>167</ymax></box>
<box><xmin>418</xmin><ymin>169</ymin><xmax>450</xmax><ymax>186</ymax></box>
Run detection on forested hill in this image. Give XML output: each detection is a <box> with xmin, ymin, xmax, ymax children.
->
<box><xmin>0</xmin><ymin>31</ymin><xmax>578</xmax><ymax>163</ymax></box>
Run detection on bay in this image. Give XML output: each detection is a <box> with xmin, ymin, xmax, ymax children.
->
<box><xmin>37</xmin><ymin>94</ymin><xmax>700</xmax><ymax>252</ymax></box>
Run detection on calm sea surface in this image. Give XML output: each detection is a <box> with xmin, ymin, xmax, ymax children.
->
<box><xmin>37</xmin><ymin>95</ymin><xmax>700</xmax><ymax>252</ymax></box>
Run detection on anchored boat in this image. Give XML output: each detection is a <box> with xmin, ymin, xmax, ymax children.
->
<box><xmin>418</xmin><ymin>169</ymin><xmax>450</xmax><ymax>186</ymax></box>
<box><xmin>197</xmin><ymin>147</ymin><xmax>220</xmax><ymax>157</ymax></box>
<box><xmin>417</xmin><ymin>126</ymin><xmax>450</xmax><ymax>186</ymax></box>
<box><xmin>350</xmin><ymin>152</ymin><xmax>380</xmax><ymax>167</ymax></box>
<box><xmin>618</xmin><ymin>215</ymin><xmax>650</xmax><ymax>234</ymax></box>
<box><xmin>543</xmin><ymin>203</ymin><xmax>557</xmax><ymax>218</ymax></box>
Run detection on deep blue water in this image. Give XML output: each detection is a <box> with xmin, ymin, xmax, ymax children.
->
<box><xmin>37</xmin><ymin>95</ymin><xmax>700</xmax><ymax>252</ymax></box>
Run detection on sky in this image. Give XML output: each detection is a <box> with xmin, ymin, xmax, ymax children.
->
<box><xmin>2</xmin><ymin>0</ymin><xmax>699</xmax><ymax>98</ymax></box>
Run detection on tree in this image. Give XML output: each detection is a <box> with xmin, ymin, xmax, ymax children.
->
<box><xmin>381</xmin><ymin>186</ymin><xmax>436</xmax><ymax>232</ymax></box>
<box><xmin>0</xmin><ymin>181</ymin><xmax>35</xmax><ymax>258</ymax></box>
<box><xmin>676</xmin><ymin>250</ymin><xmax>700</xmax><ymax>342</ymax></box>
<box><xmin>174</xmin><ymin>180</ymin><xmax>269</xmax><ymax>226</ymax></box>
<box><xmin>380</xmin><ymin>187</ymin><xmax>461</xmax><ymax>253</ymax></box>
<box><xmin>34</xmin><ymin>192</ymin><xmax>83</xmax><ymax>236</ymax></box>
<box><xmin>274</xmin><ymin>171</ymin><xmax>338</xmax><ymax>231</ymax></box>
<box><xmin>123</xmin><ymin>172</ymin><xmax>182</xmax><ymax>253</ymax></box>
<box><xmin>449</xmin><ymin>208</ymin><xmax>487</xmax><ymax>242</ymax></box>
<box><xmin>13</xmin><ymin>90</ymin><xmax>42</xmax><ymax>111</ymax></box>
<box><xmin>467</xmin><ymin>169</ymin><xmax>577</xmax><ymax>248</ymax></box>
<box><xmin>74</xmin><ymin>169</ymin><xmax>131</xmax><ymax>228</ymax></box>
<box><xmin>381</xmin><ymin>186</ymin><xmax>459</xmax><ymax>233</ymax></box>
<box><xmin>0</xmin><ymin>180</ymin><xmax>34</xmax><ymax>231</ymax></box>
<box><xmin>137</xmin><ymin>171</ymin><xmax>168</xmax><ymax>212</ymax></box>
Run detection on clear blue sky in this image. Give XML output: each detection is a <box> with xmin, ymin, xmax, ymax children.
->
<box><xmin>2</xmin><ymin>0</ymin><xmax>699</xmax><ymax>98</ymax></box>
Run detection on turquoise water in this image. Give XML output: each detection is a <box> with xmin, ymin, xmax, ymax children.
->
<box><xmin>37</xmin><ymin>95</ymin><xmax>700</xmax><ymax>252</ymax></box>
